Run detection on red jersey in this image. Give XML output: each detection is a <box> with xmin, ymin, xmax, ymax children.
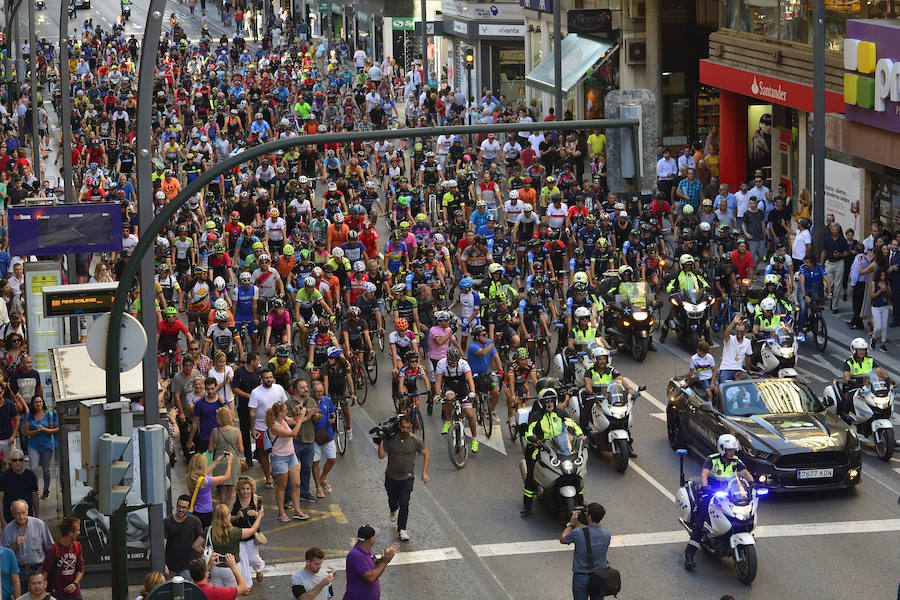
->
<box><xmin>730</xmin><ymin>249</ymin><xmax>754</xmax><ymax>280</ymax></box>
<box><xmin>157</xmin><ymin>318</ymin><xmax>189</xmax><ymax>349</ymax></box>
<box><xmin>360</xmin><ymin>227</ymin><xmax>379</xmax><ymax>259</ymax></box>
<box><xmin>43</xmin><ymin>540</ymin><xmax>84</xmax><ymax>599</ymax></box>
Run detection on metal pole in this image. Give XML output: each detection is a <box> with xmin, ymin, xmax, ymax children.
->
<box><xmin>135</xmin><ymin>0</ymin><xmax>167</xmax><ymax>580</ymax></box>
<box><xmin>27</xmin><ymin>0</ymin><xmax>38</xmax><ymax>176</ymax></box>
<box><xmin>468</xmin><ymin>66</ymin><xmax>473</xmax><ymax>145</ymax></box>
<box><xmin>420</xmin><ymin>0</ymin><xmax>427</xmax><ymax>88</ymax></box>
<box><xmin>59</xmin><ymin>0</ymin><xmax>78</xmax><ymax>342</ymax></box>
<box><xmin>552</xmin><ymin>0</ymin><xmax>562</xmax><ymax>120</ymax></box>
<box><xmin>105</xmin><ymin>120</ymin><xmax>638</xmax><ymax>409</ymax></box>
<box><xmin>812</xmin><ymin>0</ymin><xmax>825</xmax><ymax>255</ymax></box>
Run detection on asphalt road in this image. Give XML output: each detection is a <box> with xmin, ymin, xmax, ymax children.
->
<box><xmin>34</xmin><ymin>3</ymin><xmax>900</xmax><ymax>599</ymax></box>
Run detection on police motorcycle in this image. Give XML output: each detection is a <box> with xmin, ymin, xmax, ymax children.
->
<box><xmin>568</xmin><ymin>377</ymin><xmax>645</xmax><ymax>473</ymax></box>
<box><xmin>552</xmin><ymin>307</ymin><xmax>603</xmax><ymax>385</ymax></box>
<box><xmin>823</xmin><ymin>369</ymin><xmax>895</xmax><ymax>460</ymax></box>
<box><xmin>598</xmin><ymin>272</ymin><xmax>655</xmax><ymax>362</ymax></box>
<box><xmin>518</xmin><ymin>423</ymin><xmax>588</xmax><ymax>517</ymax></box>
<box><xmin>121</xmin><ymin>0</ymin><xmax>131</xmax><ymax>18</ymax></box>
<box><xmin>665</xmin><ymin>286</ymin><xmax>714</xmax><ymax>350</ymax></box>
<box><xmin>748</xmin><ymin>298</ymin><xmax>800</xmax><ymax>377</ymax></box>
<box><xmin>675</xmin><ymin>445</ymin><xmax>765</xmax><ymax>584</ymax></box>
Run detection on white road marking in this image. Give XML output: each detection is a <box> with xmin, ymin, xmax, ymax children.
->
<box><xmin>651</xmin><ymin>412</ymin><xmax>667</xmax><ymax>422</ymax></box>
<box><xmin>623</xmin><ymin>376</ymin><xmax>667</xmax><ymax>411</ymax></box>
<box><xmin>475</xmin><ymin>415</ymin><xmax>507</xmax><ymax>455</ymax></box>
<box><xmin>798</xmin><ymin>354</ymin><xmax>842</xmax><ymax>377</ymax></box>
<box><xmin>864</xmin><ymin>468</ymin><xmax>900</xmax><ymax>496</ymax></box>
<box><xmin>893</xmin><ymin>468</ymin><xmax>900</xmax><ymax>476</ymax></box>
<box><xmin>265</xmin><ymin>518</ymin><xmax>900</xmax><ymax>573</ymax></box>
<box><xmin>629</xmin><ymin>461</ymin><xmax>676</xmax><ymax>502</ymax></box>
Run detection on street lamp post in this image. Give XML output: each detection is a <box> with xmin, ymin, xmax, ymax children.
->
<box><xmin>465</xmin><ymin>48</ymin><xmax>474</xmax><ymax>144</ymax></box>
<box><xmin>812</xmin><ymin>0</ymin><xmax>825</xmax><ymax>255</ymax></box>
<box><xmin>27</xmin><ymin>0</ymin><xmax>38</xmax><ymax>176</ymax></box>
<box><xmin>552</xmin><ymin>0</ymin><xmax>562</xmax><ymax>120</ymax></box>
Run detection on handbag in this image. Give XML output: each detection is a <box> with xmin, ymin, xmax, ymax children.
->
<box><xmin>202</xmin><ymin>527</ymin><xmax>213</xmax><ymax>565</ymax></box>
<box><xmin>583</xmin><ymin>526</ymin><xmax>621</xmax><ymax>597</ymax></box>
<box><xmin>240</xmin><ymin>458</ymin><xmax>250</xmax><ymax>473</ymax></box>
<box><xmin>314</xmin><ymin>426</ymin><xmax>331</xmax><ymax>445</ymax></box>
<box><xmin>253</xmin><ymin>531</ymin><xmax>268</xmax><ymax>545</ymax></box>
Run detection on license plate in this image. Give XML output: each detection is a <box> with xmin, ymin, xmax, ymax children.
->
<box><xmin>797</xmin><ymin>468</ymin><xmax>833</xmax><ymax>479</ymax></box>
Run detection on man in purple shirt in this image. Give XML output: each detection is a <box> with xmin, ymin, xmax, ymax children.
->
<box><xmin>343</xmin><ymin>525</ymin><xmax>399</xmax><ymax>600</ymax></box>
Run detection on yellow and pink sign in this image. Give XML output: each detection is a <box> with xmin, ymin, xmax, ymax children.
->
<box><xmin>844</xmin><ymin>19</ymin><xmax>900</xmax><ymax>134</ymax></box>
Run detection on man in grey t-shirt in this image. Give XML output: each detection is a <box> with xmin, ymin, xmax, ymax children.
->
<box><xmin>561</xmin><ymin>503</ymin><xmax>612</xmax><ymax>600</ymax></box>
<box><xmin>377</xmin><ymin>416</ymin><xmax>430</xmax><ymax>542</ymax></box>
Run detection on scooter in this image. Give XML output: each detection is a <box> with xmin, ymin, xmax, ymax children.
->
<box><xmin>822</xmin><ymin>371</ymin><xmax>895</xmax><ymax>460</ymax></box>
<box><xmin>568</xmin><ymin>383</ymin><xmax>645</xmax><ymax>473</ymax></box>
<box><xmin>519</xmin><ymin>428</ymin><xmax>587</xmax><ymax>518</ymax></box>
<box><xmin>750</xmin><ymin>325</ymin><xmax>802</xmax><ymax>377</ymax></box>
<box><xmin>674</xmin><ymin>449</ymin><xmax>765</xmax><ymax>584</ymax></box>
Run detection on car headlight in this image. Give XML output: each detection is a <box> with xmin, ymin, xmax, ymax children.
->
<box><xmin>561</xmin><ymin>460</ymin><xmax>575</xmax><ymax>474</ymax></box>
<box><xmin>743</xmin><ymin>447</ymin><xmax>774</xmax><ymax>461</ymax></box>
<box><xmin>731</xmin><ymin>505</ymin><xmax>753</xmax><ymax>521</ymax></box>
<box><xmin>632</xmin><ymin>311</ymin><xmax>648</xmax><ymax>320</ymax></box>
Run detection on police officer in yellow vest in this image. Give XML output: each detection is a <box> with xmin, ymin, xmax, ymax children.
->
<box><xmin>684</xmin><ymin>434</ymin><xmax>753</xmax><ymax>570</ymax></box>
<box><xmin>661</xmin><ymin>254</ymin><xmax>709</xmax><ymax>340</ymax></box>
<box><xmin>840</xmin><ymin>337</ymin><xmax>889</xmax><ymax>418</ymax></box>
<box><xmin>520</xmin><ymin>388</ymin><xmax>584</xmax><ymax>517</ymax></box>
<box><xmin>749</xmin><ymin>297</ymin><xmax>792</xmax><ymax>367</ymax></box>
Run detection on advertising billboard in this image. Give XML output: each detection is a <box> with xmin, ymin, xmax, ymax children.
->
<box><xmin>9</xmin><ymin>202</ymin><xmax>123</xmax><ymax>256</ymax></box>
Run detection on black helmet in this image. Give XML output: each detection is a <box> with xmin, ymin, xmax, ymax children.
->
<box><xmin>403</xmin><ymin>349</ymin><xmax>418</xmax><ymax>362</ymax></box>
<box><xmin>535</xmin><ymin>377</ymin><xmax>559</xmax><ymax>395</ymax></box>
<box><xmin>474</xmin><ymin>234</ymin><xmax>486</xmax><ymax>246</ymax></box>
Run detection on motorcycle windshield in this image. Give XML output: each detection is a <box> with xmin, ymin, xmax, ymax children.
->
<box><xmin>774</xmin><ymin>326</ymin><xmax>794</xmax><ymax>347</ymax></box>
<box><xmin>681</xmin><ymin>288</ymin><xmax>703</xmax><ymax>305</ymax></box>
<box><xmin>552</xmin><ymin>431</ymin><xmax>575</xmax><ymax>456</ymax></box>
<box><xmin>726</xmin><ymin>478</ymin><xmax>751</xmax><ymax>507</ymax></box>
<box><xmin>866</xmin><ymin>371</ymin><xmax>890</xmax><ymax>397</ymax></box>
<box><xmin>622</xmin><ymin>281</ymin><xmax>650</xmax><ymax>311</ymax></box>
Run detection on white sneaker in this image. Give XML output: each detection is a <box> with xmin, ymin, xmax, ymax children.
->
<box><xmin>347</xmin><ymin>427</ymin><xmax>353</xmax><ymax>440</ymax></box>
<box><xmin>399</xmin><ymin>529</ymin><xmax>410</xmax><ymax>541</ymax></box>
<box><xmin>390</xmin><ymin>510</ymin><xmax>398</xmax><ymax>522</ymax></box>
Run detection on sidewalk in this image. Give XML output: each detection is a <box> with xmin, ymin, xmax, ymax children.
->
<box><xmin>822</xmin><ymin>301</ymin><xmax>900</xmax><ymax>376</ymax></box>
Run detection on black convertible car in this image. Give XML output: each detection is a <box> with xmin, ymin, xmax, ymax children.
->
<box><xmin>666</xmin><ymin>374</ymin><xmax>862</xmax><ymax>492</ymax></box>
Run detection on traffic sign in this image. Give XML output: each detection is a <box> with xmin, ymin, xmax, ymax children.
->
<box><xmin>392</xmin><ymin>18</ymin><xmax>414</xmax><ymax>31</ymax></box>
<box><xmin>318</xmin><ymin>1</ymin><xmax>328</xmax><ymax>11</ymax></box>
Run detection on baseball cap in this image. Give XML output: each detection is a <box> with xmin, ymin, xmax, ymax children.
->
<box><xmin>357</xmin><ymin>525</ymin><xmax>376</xmax><ymax>541</ymax></box>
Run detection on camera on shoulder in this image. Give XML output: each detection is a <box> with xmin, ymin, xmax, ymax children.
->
<box><xmin>369</xmin><ymin>415</ymin><xmax>399</xmax><ymax>445</ymax></box>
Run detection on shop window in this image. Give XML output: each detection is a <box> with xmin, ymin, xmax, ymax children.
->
<box><xmin>871</xmin><ymin>172</ymin><xmax>900</xmax><ymax>232</ymax></box>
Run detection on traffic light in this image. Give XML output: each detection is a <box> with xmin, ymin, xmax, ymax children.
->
<box><xmin>98</xmin><ymin>433</ymin><xmax>133</xmax><ymax>515</ymax></box>
<box><xmin>464</xmin><ymin>48</ymin><xmax>474</xmax><ymax>71</ymax></box>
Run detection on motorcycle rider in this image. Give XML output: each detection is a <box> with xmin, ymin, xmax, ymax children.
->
<box><xmin>684</xmin><ymin>434</ymin><xmax>754</xmax><ymax>570</ymax></box>
<box><xmin>661</xmin><ymin>254</ymin><xmax>709</xmax><ymax>341</ymax></box>
<box><xmin>521</xmin><ymin>388</ymin><xmax>583</xmax><ymax>517</ymax></box>
<box><xmin>750</xmin><ymin>297</ymin><xmax>793</xmax><ymax>367</ymax></box>
<box><xmin>564</xmin><ymin>307</ymin><xmax>608</xmax><ymax>384</ymax></box>
<box><xmin>840</xmin><ymin>337</ymin><xmax>890</xmax><ymax>418</ymax></box>
<box><xmin>581</xmin><ymin>347</ymin><xmax>637</xmax><ymax>456</ymax></box>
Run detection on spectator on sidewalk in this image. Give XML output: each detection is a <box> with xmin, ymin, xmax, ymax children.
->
<box><xmin>0</xmin><ymin>540</ymin><xmax>20</xmax><ymax>600</ymax></box>
<box><xmin>16</xmin><ymin>571</ymin><xmax>50</xmax><ymax>600</ymax></box>
<box><xmin>231</xmin><ymin>353</ymin><xmax>261</xmax><ymax>468</ymax></box>
<box><xmin>286</xmin><ymin>378</ymin><xmax>319</xmax><ymax>504</ymax></box>
<box><xmin>42</xmin><ymin>518</ymin><xmax>83</xmax><ymax>600</ymax></box>
<box><xmin>291</xmin><ymin>547</ymin><xmax>335</xmax><ymax>600</ymax></box>
<box><xmin>0</xmin><ymin>450</ymin><xmax>37</xmax><ymax>528</ymax></box>
<box><xmin>23</xmin><ymin>398</ymin><xmax>56</xmax><ymax>500</ymax></box>
<box><xmin>163</xmin><ymin>495</ymin><xmax>204</xmax><ymax>581</ymax></box>
<box><xmin>0</xmin><ymin>372</ymin><xmax>21</xmax><ymax>464</ymax></box>
<box><xmin>189</xmin><ymin>553</ymin><xmax>250</xmax><ymax>598</ymax></box>
<box><xmin>887</xmin><ymin>238</ymin><xmax>900</xmax><ymax>327</ymax></box>
<box><xmin>822</xmin><ymin>223</ymin><xmax>850</xmax><ymax>313</ymax></box>
<box><xmin>134</xmin><ymin>572</ymin><xmax>164</xmax><ymax>600</ymax></box>
<box><xmin>3</xmin><ymin>500</ymin><xmax>53</xmax><ymax>584</ymax></box>
<box><xmin>343</xmin><ymin>526</ymin><xmax>399</xmax><ymax>600</ymax></box>
<box><xmin>741</xmin><ymin>198</ymin><xmax>766</xmax><ymax>269</ymax></box>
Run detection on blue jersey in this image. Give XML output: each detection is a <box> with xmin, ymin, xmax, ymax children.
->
<box><xmin>798</xmin><ymin>264</ymin><xmax>825</xmax><ymax>291</ymax></box>
<box><xmin>577</xmin><ymin>226</ymin><xmax>601</xmax><ymax>258</ymax></box>
<box><xmin>234</xmin><ymin>284</ymin><xmax>257</xmax><ymax>320</ymax></box>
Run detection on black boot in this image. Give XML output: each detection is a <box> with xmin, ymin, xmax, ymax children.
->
<box><xmin>628</xmin><ymin>440</ymin><xmax>637</xmax><ymax>458</ymax></box>
<box><xmin>520</xmin><ymin>506</ymin><xmax>532</xmax><ymax>517</ymax></box>
<box><xmin>659</xmin><ymin>322</ymin><xmax>669</xmax><ymax>343</ymax></box>
<box><xmin>684</xmin><ymin>548</ymin><xmax>696</xmax><ymax>570</ymax></box>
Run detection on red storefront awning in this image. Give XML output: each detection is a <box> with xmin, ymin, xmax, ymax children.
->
<box><xmin>700</xmin><ymin>60</ymin><xmax>844</xmax><ymax>113</ymax></box>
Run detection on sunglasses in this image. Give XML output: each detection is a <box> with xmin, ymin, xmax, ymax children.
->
<box><xmin>9</xmin><ymin>458</ymin><xmax>23</xmax><ymax>463</ymax></box>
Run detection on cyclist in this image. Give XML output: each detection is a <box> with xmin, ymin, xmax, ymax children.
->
<box><xmin>294</xmin><ymin>276</ymin><xmax>333</xmax><ymax>344</ymax></box>
<box><xmin>466</xmin><ymin>325</ymin><xmax>502</xmax><ymax>415</ymax></box>
<box><xmin>204</xmin><ymin>310</ymin><xmax>243</xmax><ymax>363</ymax></box>
<box><xmin>797</xmin><ymin>254</ymin><xmax>832</xmax><ymax>332</ymax></box>
<box><xmin>390</xmin><ymin>318</ymin><xmax>420</xmax><ymax>395</ymax></box>
<box><xmin>322</xmin><ymin>346</ymin><xmax>356</xmax><ymax>441</ymax></box>
<box><xmin>307</xmin><ymin>316</ymin><xmax>340</xmax><ymax>373</ymax></box>
<box><xmin>156</xmin><ymin>263</ymin><xmax>183</xmax><ymax>311</ymax></box>
<box><xmin>506</xmin><ymin>347</ymin><xmax>538</xmax><ymax>431</ymax></box>
<box><xmin>156</xmin><ymin>306</ymin><xmax>192</xmax><ymax>375</ymax></box>
<box><xmin>264</xmin><ymin>298</ymin><xmax>292</xmax><ymax>357</ymax></box>
<box><xmin>185</xmin><ymin>266</ymin><xmax>212</xmax><ymax>337</ymax></box>
<box><xmin>435</xmin><ymin>346</ymin><xmax>479</xmax><ymax>452</ymax></box>
<box><xmin>395</xmin><ymin>349</ymin><xmax>430</xmax><ymax>416</ymax></box>
<box><xmin>353</xmin><ymin>282</ymin><xmax>382</xmax><ymax>338</ymax></box>
<box><xmin>449</xmin><ymin>277</ymin><xmax>482</xmax><ymax>349</ymax></box>
<box><xmin>269</xmin><ymin>344</ymin><xmax>299</xmax><ymax>389</ymax></box>
<box><xmin>253</xmin><ymin>253</ymin><xmax>285</xmax><ymax>316</ymax></box>
<box><xmin>712</xmin><ymin>253</ymin><xmax>739</xmax><ymax>332</ymax></box>
<box><xmin>518</xmin><ymin>288</ymin><xmax>552</xmax><ymax>350</ymax></box>
<box><xmin>390</xmin><ymin>283</ymin><xmax>420</xmax><ymax>336</ymax></box>
<box><xmin>232</xmin><ymin>271</ymin><xmax>259</xmax><ymax>351</ymax></box>
<box><xmin>486</xmin><ymin>292</ymin><xmax>521</xmax><ymax>352</ymax></box>
<box><xmin>342</xmin><ymin>306</ymin><xmax>374</xmax><ymax>366</ymax></box>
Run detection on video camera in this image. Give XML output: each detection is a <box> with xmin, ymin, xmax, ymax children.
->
<box><xmin>369</xmin><ymin>416</ymin><xmax>399</xmax><ymax>445</ymax></box>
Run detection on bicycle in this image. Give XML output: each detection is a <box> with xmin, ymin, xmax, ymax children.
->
<box><xmin>527</xmin><ymin>331</ymin><xmax>552</xmax><ymax>376</ymax></box>
<box><xmin>365</xmin><ymin>349</ymin><xmax>378</xmax><ymax>385</ymax></box>
<box><xmin>159</xmin><ymin>348</ymin><xmax>179</xmax><ymax>398</ymax></box>
<box><xmin>443</xmin><ymin>392</ymin><xmax>469</xmax><ymax>469</ymax></box>
<box><xmin>507</xmin><ymin>395</ymin><xmax>536</xmax><ymax>453</ymax></box>
<box><xmin>804</xmin><ymin>301</ymin><xmax>828</xmax><ymax>352</ymax></box>
<box><xmin>332</xmin><ymin>395</ymin><xmax>352</xmax><ymax>456</ymax></box>
<box><xmin>394</xmin><ymin>390</ymin><xmax>429</xmax><ymax>441</ymax></box>
<box><xmin>472</xmin><ymin>373</ymin><xmax>494</xmax><ymax>438</ymax></box>
<box><xmin>348</xmin><ymin>348</ymin><xmax>369</xmax><ymax>405</ymax></box>
<box><xmin>374</xmin><ymin>325</ymin><xmax>386</xmax><ymax>352</ymax></box>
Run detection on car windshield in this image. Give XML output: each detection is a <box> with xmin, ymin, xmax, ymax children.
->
<box><xmin>722</xmin><ymin>379</ymin><xmax>824</xmax><ymax>416</ymax></box>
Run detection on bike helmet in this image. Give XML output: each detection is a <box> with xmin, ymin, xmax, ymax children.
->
<box><xmin>252</xmin><ymin>242</ymin><xmax>265</xmax><ymax>252</ymax></box>
<box><xmin>333</xmin><ymin>212</ymin><xmax>345</xmax><ymax>224</ymax></box>
<box><xmin>435</xmin><ymin>310</ymin><xmax>451</xmax><ymax>322</ymax></box>
<box><xmin>471</xmin><ymin>325</ymin><xmax>487</xmax><ymax>337</ymax></box>
<box><xmin>682</xmin><ymin>205</ymin><xmax>695</xmax><ymax>215</ymax></box>
<box><xmin>574</xmin><ymin>306</ymin><xmax>591</xmax><ymax>319</ymax></box>
<box><xmin>489</xmin><ymin>263</ymin><xmax>503</xmax><ymax>275</ymax></box>
<box><xmin>348</xmin><ymin>306</ymin><xmax>362</xmax><ymax>318</ymax></box>
<box><xmin>446</xmin><ymin>346</ymin><xmax>460</xmax><ymax>364</ymax></box>
<box><xmin>155</xmin><ymin>236</ymin><xmax>170</xmax><ymax>249</ymax></box>
<box><xmin>523</xmin><ymin>203</ymin><xmax>533</xmax><ymax>212</ymax></box>
<box><xmin>348</xmin><ymin>230</ymin><xmax>359</xmax><ymax>240</ymax></box>
<box><xmin>618</xmin><ymin>265</ymin><xmax>633</xmax><ymax>278</ymax></box>
<box><xmin>516</xmin><ymin>347</ymin><xmax>529</xmax><ymax>360</ymax></box>
<box><xmin>304</xmin><ymin>276</ymin><xmax>316</xmax><ymax>287</ymax></box>
<box><xmin>282</xmin><ymin>244</ymin><xmax>295</xmax><ymax>256</ymax></box>
<box><xmin>332</xmin><ymin>247</ymin><xmax>345</xmax><ymax>259</ymax></box>
<box><xmin>214</xmin><ymin>298</ymin><xmax>229</xmax><ymax>311</ymax></box>
<box><xmin>239</xmin><ymin>272</ymin><xmax>253</xmax><ymax>283</ymax></box>
<box><xmin>679</xmin><ymin>254</ymin><xmax>694</xmax><ymax>266</ymax></box>
<box><xmin>682</xmin><ymin>230</ymin><xmax>695</xmax><ymax>243</ymax></box>
<box><xmin>215</xmin><ymin>310</ymin><xmax>229</xmax><ymax>321</ymax></box>
<box><xmin>213</xmin><ymin>276</ymin><xmax>226</xmax><ymax>291</ymax></box>
<box><xmin>269</xmin><ymin>208</ymin><xmax>280</xmax><ymax>219</ymax></box>
<box><xmin>352</xmin><ymin>260</ymin><xmax>366</xmax><ymax>273</ymax></box>
<box><xmin>527</xmin><ymin>289</ymin><xmax>540</xmax><ymax>300</ymax></box>
<box><xmin>403</xmin><ymin>349</ymin><xmax>418</xmax><ymax>362</ymax></box>
<box><xmin>363</xmin><ymin>282</ymin><xmax>377</xmax><ymax>293</ymax></box>
<box><xmin>533</xmin><ymin>275</ymin><xmax>547</xmax><ymax>287</ymax></box>
<box><xmin>764</xmin><ymin>274</ymin><xmax>779</xmax><ymax>286</ymax></box>
<box><xmin>459</xmin><ymin>277</ymin><xmax>474</xmax><ymax>290</ymax></box>
<box><xmin>850</xmin><ymin>337</ymin><xmax>868</xmax><ymax>352</ymax></box>
<box><xmin>326</xmin><ymin>346</ymin><xmax>343</xmax><ymax>358</ymax></box>
<box><xmin>257</xmin><ymin>253</ymin><xmax>270</xmax><ymax>262</ymax></box>
<box><xmin>596</xmin><ymin>237</ymin><xmax>608</xmax><ymax>248</ymax></box>
<box><xmin>573</xmin><ymin>283</ymin><xmax>588</xmax><ymax>295</ymax></box>
<box><xmin>163</xmin><ymin>306</ymin><xmax>178</xmax><ymax>317</ymax></box>
<box><xmin>395</xmin><ymin>318</ymin><xmax>409</xmax><ymax>330</ymax></box>
<box><xmin>391</xmin><ymin>283</ymin><xmax>406</xmax><ymax>295</ymax></box>
<box><xmin>272</xmin><ymin>298</ymin><xmax>285</xmax><ymax>309</ymax></box>
<box><xmin>509</xmin><ymin>190</ymin><xmax>519</xmax><ymax>200</ymax></box>
<box><xmin>716</xmin><ymin>434</ymin><xmax>740</xmax><ymax>455</ymax></box>
<box><xmin>193</xmin><ymin>265</ymin><xmax>207</xmax><ymax>275</ymax></box>
<box><xmin>721</xmin><ymin>253</ymin><xmax>732</xmax><ymax>264</ymax></box>
<box><xmin>591</xmin><ymin>346</ymin><xmax>610</xmax><ymax>360</ymax></box>
<box><xmin>698</xmin><ymin>222</ymin><xmax>711</xmax><ymax>232</ymax></box>
<box><xmin>760</xmin><ymin>297</ymin><xmax>777</xmax><ymax>312</ymax></box>
<box><xmin>773</xmin><ymin>254</ymin><xmax>785</xmax><ymax>263</ymax></box>
<box><xmin>277</xmin><ymin>344</ymin><xmax>291</xmax><ymax>357</ymax></box>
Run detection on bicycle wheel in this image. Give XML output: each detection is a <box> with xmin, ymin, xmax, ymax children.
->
<box><xmin>413</xmin><ymin>407</ymin><xmax>425</xmax><ymax>442</ymax></box>
<box><xmin>448</xmin><ymin>422</ymin><xmax>468</xmax><ymax>469</ymax></box>
<box><xmin>813</xmin><ymin>313</ymin><xmax>828</xmax><ymax>352</ymax></box>
<box><xmin>507</xmin><ymin>412</ymin><xmax>518</xmax><ymax>442</ymax></box>
<box><xmin>366</xmin><ymin>351</ymin><xmax>378</xmax><ymax>384</ymax></box>
<box><xmin>480</xmin><ymin>395</ymin><xmax>493</xmax><ymax>437</ymax></box>
<box><xmin>376</xmin><ymin>328</ymin><xmax>385</xmax><ymax>352</ymax></box>
<box><xmin>356</xmin><ymin>362</ymin><xmax>368</xmax><ymax>404</ymax></box>
<box><xmin>334</xmin><ymin>407</ymin><xmax>347</xmax><ymax>456</ymax></box>
<box><xmin>291</xmin><ymin>327</ymin><xmax>304</xmax><ymax>359</ymax></box>
<box><xmin>534</xmin><ymin>340</ymin><xmax>548</xmax><ymax>375</ymax></box>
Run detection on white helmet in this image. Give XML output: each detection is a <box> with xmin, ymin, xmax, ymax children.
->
<box><xmin>591</xmin><ymin>346</ymin><xmax>610</xmax><ymax>360</ymax></box>
<box><xmin>304</xmin><ymin>276</ymin><xmax>316</xmax><ymax>287</ymax></box>
<box><xmin>698</xmin><ymin>221</ymin><xmax>711</xmax><ymax>232</ymax></box>
<box><xmin>447</xmin><ymin>179</ymin><xmax>457</xmax><ymax>187</ymax></box>
<box><xmin>523</xmin><ymin>203</ymin><xmax>533</xmax><ymax>212</ymax></box>
<box><xmin>363</xmin><ymin>282</ymin><xmax>377</xmax><ymax>293</ymax></box>
<box><xmin>215</xmin><ymin>310</ymin><xmax>229</xmax><ymax>322</ymax></box>
<box><xmin>331</xmin><ymin>247</ymin><xmax>345</xmax><ymax>259</ymax></box>
<box><xmin>239</xmin><ymin>272</ymin><xmax>252</xmax><ymax>283</ymax></box>
<box><xmin>716</xmin><ymin>434</ymin><xmax>740</xmax><ymax>455</ymax></box>
<box><xmin>488</xmin><ymin>263</ymin><xmax>503</xmax><ymax>275</ymax></box>
<box><xmin>214</xmin><ymin>298</ymin><xmax>228</xmax><ymax>310</ymax></box>
<box><xmin>850</xmin><ymin>337</ymin><xmax>868</xmax><ymax>351</ymax></box>
<box><xmin>760</xmin><ymin>297</ymin><xmax>776</xmax><ymax>312</ymax></box>
<box><xmin>574</xmin><ymin>307</ymin><xmax>591</xmax><ymax>319</ymax></box>
<box><xmin>333</xmin><ymin>212</ymin><xmax>345</xmax><ymax>224</ymax></box>
<box><xmin>573</xmin><ymin>271</ymin><xmax>588</xmax><ymax>285</ymax></box>
<box><xmin>213</xmin><ymin>276</ymin><xmax>226</xmax><ymax>292</ymax></box>
<box><xmin>509</xmin><ymin>189</ymin><xmax>519</xmax><ymax>200</ymax></box>
<box><xmin>299</xmin><ymin>175</ymin><xmax>309</xmax><ymax>184</ymax></box>
<box><xmin>353</xmin><ymin>260</ymin><xmax>366</xmax><ymax>273</ymax></box>
<box><xmin>433</xmin><ymin>233</ymin><xmax>445</xmax><ymax>245</ymax></box>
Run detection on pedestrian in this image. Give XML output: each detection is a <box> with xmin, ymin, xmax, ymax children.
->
<box><xmin>0</xmin><ymin>371</ymin><xmax>21</xmax><ymax>463</ymax></box>
<box><xmin>290</xmin><ymin>547</ymin><xmax>334</xmax><ymax>600</ymax></box>
<box><xmin>285</xmin><ymin>379</ymin><xmax>319</xmax><ymax>504</ymax></box>
<box><xmin>740</xmin><ymin>198</ymin><xmax>765</xmax><ymax>269</ymax></box>
<box><xmin>265</xmin><ymin>401</ymin><xmax>308</xmax><ymax>522</ymax></box>
<box><xmin>205</xmin><ymin>504</ymin><xmax>262</xmax><ymax>589</ymax></box>
<box><xmin>560</xmin><ymin>503</ymin><xmax>612</xmax><ymax>600</ymax></box>
<box><xmin>23</xmin><ymin>398</ymin><xmax>56</xmax><ymax>500</ymax></box>
<box><xmin>3</xmin><ymin>500</ymin><xmax>53</xmax><ymax>584</ymax></box>
<box><xmin>230</xmin><ymin>477</ymin><xmax>265</xmax><ymax>585</ymax></box>
<box><xmin>343</xmin><ymin>525</ymin><xmax>399</xmax><ymax>600</ymax></box>
<box><xmin>186</xmin><ymin>451</ymin><xmax>233</xmax><ymax>528</ymax></box>
<box><xmin>822</xmin><ymin>223</ymin><xmax>849</xmax><ymax>313</ymax></box>
<box><xmin>209</xmin><ymin>407</ymin><xmax>243</xmax><ymax>507</ymax></box>
<box><xmin>231</xmin><ymin>353</ymin><xmax>261</xmax><ymax>467</ymax></box>
<box><xmin>189</xmin><ymin>553</ymin><xmax>250</xmax><ymax>598</ymax></box>
<box><xmin>187</xmin><ymin>377</ymin><xmax>235</xmax><ymax>455</ymax></box>
<box><xmin>134</xmin><ymin>572</ymin><xmax>164</xmax><ymax>600</ymax></box>
<box><xmin>0</xmin><ymin>450</ymin><xmax>37</xmax><ymax>528</ymax></box>
<box><xmin>42</xmin><ymin>517</ymin><xmax>83</xmax><ymax>600</ymax></box>
<box><xmin>377</xmin><ymin>414</ymin><xmax>430</xmax><ymax>542</ymax></box>
<box><xmin>16</xmin><ymin>571</ymin><xmax>51</xmax><ymax>600</ymax></box>
<box><xmin>163</xmin><ymin>495</ymin><xmax>204</xmax><ymax>581</ymax></box>
<box><xmin>310</xmin><ymin>381</ymin><xmax>337</xmax><ymax>500</ymax></box>
<box><xmin>870</xmin><ymin>268</ymin><xmax>892</xmax><ymax>353</ymax></box>
<box><xmin>887</xmin><ymin>239</ymin><xmax>900</xmax><ymax>327</ymax></box>
<box><xmin>248</xmin><ymin>368</ymin><xmax>287</xmax><ymax>489</ymax></box>
<box><xmin>849</xmin><ymin>245</ymin><xmax>875</xmax><ymax>329</ymax></box>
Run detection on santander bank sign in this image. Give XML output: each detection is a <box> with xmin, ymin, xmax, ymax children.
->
<box><xmin>751</xmin><ymin>76</ymin><xmax>788</xmax><ymax>102</ymax></box>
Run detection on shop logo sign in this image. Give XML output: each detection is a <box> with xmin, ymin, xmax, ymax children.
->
<box><xmin>843</xmin><ymin>38</ymin><xmax>899</xmax><ymax>112</ymax></box>
<box><xmin>750</xmin><ymin>76</ymin><xmax>787</xmax><ymax>102</ymax></box>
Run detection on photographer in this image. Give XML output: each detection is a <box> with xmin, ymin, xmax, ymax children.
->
<box><xmin>376</xmin><ymin>415</ymin><xmax>430</xmax><ymax>542</ymax></box>
<box><xmin>560</xmin><ymin>503</ymin><xmax>612</xmax><ymax>600</ymax></box>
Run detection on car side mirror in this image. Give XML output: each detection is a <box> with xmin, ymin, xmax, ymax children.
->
<box><xmin>822</xmin><ymin>396</ymin><xmax>834</xmax><ymax>408</ymax></box>
<box><xmin>698</xmin><ymin>401</ymin><xmax>714</xmax><ymax>413</ymax></box>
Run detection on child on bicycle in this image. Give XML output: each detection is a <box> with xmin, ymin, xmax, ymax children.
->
<box><xmin>396</xmin><ymin>350</ymin><xmax>430</xmax><ymax>416</ymax></box>
<box><xmin>322</xmin><ymin>346</ymin><xmax>356</xmax><ymax>441</ymax></box>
